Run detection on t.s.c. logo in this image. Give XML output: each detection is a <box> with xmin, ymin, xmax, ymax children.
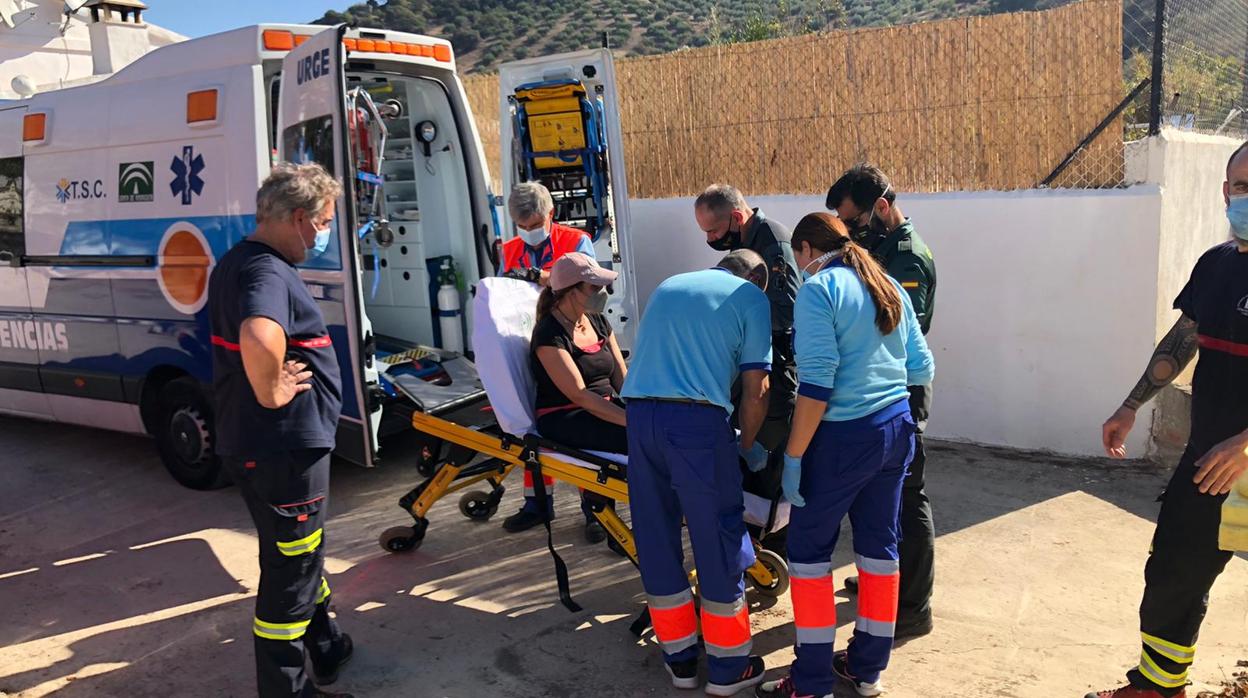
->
<box><xmin>55</xmin><ymin>178</ymin><xmax>105</xmax><ymax>203</ymax></box>
<box><xmin>297</xmin><ymin>48</ymin><xmax>331</xmax><ymax>85</ymax></box>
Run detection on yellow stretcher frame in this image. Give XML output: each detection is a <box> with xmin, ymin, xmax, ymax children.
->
<box><xmin>377</xmin><ymin>410</ymin><xmax>791</xmax><ymax>603</ymax></box>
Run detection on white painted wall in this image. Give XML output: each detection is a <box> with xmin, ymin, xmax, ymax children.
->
<box><xmin>0</xmin><ymin>0</ymin><xmax>182</xmax><ymax>99</ymax></box>
<box><xmin>627</xmin><ymin>186</ymin><xmax>1166</xmax><ymax>457</ymax></box>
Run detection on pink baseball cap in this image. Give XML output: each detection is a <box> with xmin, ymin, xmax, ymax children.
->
<box><xmin>549</xmin><ymin>252</ymin><xmax>618</xmax><ymax>291</ymax></box>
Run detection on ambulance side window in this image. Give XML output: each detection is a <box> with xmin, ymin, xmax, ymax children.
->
<box><xmin>281</xmin><ymin>115</ymin><xmax>334</xmax><ymax>174</ymax></box>
<box><xmin>0</xmin><ymin>157</ymin><xmax>22</xmax><ymax>259</ymax></box>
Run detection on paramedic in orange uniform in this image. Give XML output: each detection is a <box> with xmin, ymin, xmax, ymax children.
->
<box><xmin>497</xmin><ymin>182</ymin><xmax>606</xmax><ymax>541</ymax></box>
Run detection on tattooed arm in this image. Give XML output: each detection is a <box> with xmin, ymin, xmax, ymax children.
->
<box><xmin>1122</xmin><ymin>315</ymin><xmax>1200</xmax><ymax>409</ymax></box>
<box><xmin>1102</xmin><ymin>314</ymin><xmax>1199</xmax><ymax>457</ymax></box>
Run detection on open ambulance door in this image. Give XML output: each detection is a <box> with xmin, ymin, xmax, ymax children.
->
<box><xmin>498</xmin><ymin>49</ymin><xmax>639</xmax><ymax>351</ymax></box>
<box><xmin>277</xmin><ymin>26</ymin><xmax>382</xmax><ymax>466</ymax></box>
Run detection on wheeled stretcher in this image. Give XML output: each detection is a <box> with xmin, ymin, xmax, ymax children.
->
<box><xmin>376</xmin><ymin>278</ymin><xmax>790</xmax><ymax>609</ymax></box>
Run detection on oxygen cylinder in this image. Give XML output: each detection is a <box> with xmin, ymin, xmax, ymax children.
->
<box><xmin>437</xmin><ymin>259</ymin><xmax>464</xmax><ymax>354</ymax></box>
<box><xmin>1218</xmin><ymin>470</ymin><xmax>1248</xmax><ymax>552</ymax></box>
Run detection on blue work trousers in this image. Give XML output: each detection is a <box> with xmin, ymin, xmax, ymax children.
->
<box><xmin>627</xmin><ymin>399</ymin><xmax>755</xmax><ymax>686</ymax></box>
<box><xmin>788</xmin><ymin>398</ymin><xmax>914</xmax><ymax>694</ymax></box>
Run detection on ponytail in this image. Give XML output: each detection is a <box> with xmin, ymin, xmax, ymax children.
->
<box><xmin>793</xmin><ymin>212</ymin><xmax>903</xmax><ymax>335</ymax></box>
<box><xmin>841</xmin><ymin>242</ymin><xmax>902</xmax><ymax>335</ymax></box>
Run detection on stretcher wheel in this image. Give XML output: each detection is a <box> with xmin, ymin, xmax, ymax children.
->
<box><xmin>458</xmin><ymin>490</ymin><xmax>499</xmax><ymax>520</ymax></box>
<box><xmin>379</xmin><ymin>525</ymin><xmax>424</xmax><ymax>553</ymax></box>
<box><xmin>750</xmin><ymin>549</ymin><xmax>790</xmax><ymax>598</ymax></box>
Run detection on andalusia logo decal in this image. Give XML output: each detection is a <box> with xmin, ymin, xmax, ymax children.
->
<box><xmin>55</xmin><ymin>179</ymin><xmax>70</xmax><ymax>203</ymax></box>
<box><xmin>118</xmin><ymin>162</ymin><xmax>154</xmax><ymax>203</ymax></box>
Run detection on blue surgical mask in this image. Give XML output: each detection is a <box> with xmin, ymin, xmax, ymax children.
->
<box><xmin>1228</xmin><ymin>194</ymin><xmax>1248</xmax><ymax>241</ymax></box>
<box><xmin>310</xmin><ymin>225</ymin><xmax>332</xmax><ymax>256</ymax></box>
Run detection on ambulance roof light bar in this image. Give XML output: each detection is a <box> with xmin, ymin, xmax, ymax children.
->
<box><xmin>261</xmin><ymin>29</ymin><xmax>452</xmax><ymax>63</ymax></box>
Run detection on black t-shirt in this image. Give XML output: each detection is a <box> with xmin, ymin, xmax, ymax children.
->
<box><xmin>1174</xmin><ymin>241</ymin><xmax>1248</xmax><ymax>454</ymax></box>
<box><xmin>209</xmin><ymin>240</ymin><xmax>343</xmax><ymax>456</ymax></box>
<box><xmin>531</xmin><ymin>312</ymin><xmax>617</xmax><ymax>411</ymax></box>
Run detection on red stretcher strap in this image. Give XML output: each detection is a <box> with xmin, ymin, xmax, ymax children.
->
<box><xmin>1198</xmin><ymin>334</ymin><xmax>1248</xmax><ymax>358</ymax></box>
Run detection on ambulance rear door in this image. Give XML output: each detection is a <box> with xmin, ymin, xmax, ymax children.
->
<box><xmin>277</xmin><ymin>26</ymin><xmax>382</xmax><ymax>466</ymax></box>
<box><xmin>498</xmin><ymin>49</ymin><xmax>639</xmax><ymax>351</ymax></box>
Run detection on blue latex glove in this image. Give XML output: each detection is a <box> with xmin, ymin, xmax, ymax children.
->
<box><xmin>782</xmin><ymin>453</ymin><xmax>805</xmax><ymax>507</ymax></box>
<box><xmin>739</xmin><ymin>441</ymin><xmax>769</xmax><ymax>473</ymax></box>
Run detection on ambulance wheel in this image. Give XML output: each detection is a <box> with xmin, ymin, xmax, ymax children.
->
<box><xmin>155</xmin><ymin>378</ymin><xmax>228</xmax><ymax>491</ymax></box>
<box><xmin>458</xmin><ymin>490</ymin><xmax>498</xmax><ymax>520</ymax></box>
<box><xmin>750</xmin><ymin>549</ymin><xmax>790</xmax><ymax>598</ymax></box>
<box><xmin>379</xmin><ymin>525</ymin><xmax>424</xmax><ymax>553</ymax></box>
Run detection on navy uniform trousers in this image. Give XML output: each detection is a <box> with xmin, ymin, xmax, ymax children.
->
<box><xmin>227</xmin><ymin>448</ymin><xmax>346</xmax><ymax>698</ymax></box>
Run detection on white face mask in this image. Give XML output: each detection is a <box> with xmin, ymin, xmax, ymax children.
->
<box><xmin>518</xmin><ymin>222</ymin><xmax>549</xmax><ymax>247</ymax></box>
<box><xmin>800</xmin><ymin>250</ymin><xmax>841</xmax><ymax>281</ymax></box>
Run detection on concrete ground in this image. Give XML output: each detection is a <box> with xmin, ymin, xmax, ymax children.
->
<box><xmin>1</xmin><ymin>417</ymin><xmax>1246</xmax><ymax>698</ymax></box>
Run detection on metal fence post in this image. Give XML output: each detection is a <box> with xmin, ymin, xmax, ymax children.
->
<box><xmin>1147</xmin><ymin>0</ymin><xmax>1167</xmax><ymax>135</ymax></box>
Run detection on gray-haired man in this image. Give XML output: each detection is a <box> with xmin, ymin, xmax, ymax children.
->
<box><xmin>694</xmin><ymin>185</ymin><xmax>800</xmax><ymax>517</ymax></box>
<box><xmin>209</xmin><ymin>163</ymin><xmax>354</xmax><ymax>698</ymax></box>
<box><xmin>500</xmin><ymin>181</ymin><xmax>595</xmax><ymax>286</ymax></box>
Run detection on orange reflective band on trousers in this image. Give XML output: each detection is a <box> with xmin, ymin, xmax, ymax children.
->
<box><xmin>856</xmin><ymin>555</ymin><xmax>900</xmax><ymax>638</ymax></box>
<box><xmin>647</xmin><ymin>590</ymin><xmax>698</xmax><ymax>654</ymax></box>
<box><xmin>522</xmin><ymin>469</ymin><xmax>555</xmax><ymax>497</ymax></box>
<box><xmin>700</xmin><ymin>597</ymin><xmax>752</xmax><ymax>657</ymax></box>
<box><xmin>790</xmin><ymin>561</ymin><xmax>837</xmax><ymax>644</ymax></box>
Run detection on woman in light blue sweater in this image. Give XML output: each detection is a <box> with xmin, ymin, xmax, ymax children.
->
<box><xmin>757</xmin><ymin>213</ymin><xmax>934</xmax><ymax>698</ymax></box>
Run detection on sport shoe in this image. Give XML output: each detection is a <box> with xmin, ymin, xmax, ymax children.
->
<box><xmin>502</xmin><ymin>508</ymin><xmax>548</xmax><ymax>533</ymax></box>
<box><xmin>706</xmin><ymin>656</ymin><xmax>766</xmax><ymax>696</ymax></box>
<box><xmin>313</xmin><ymin>634</ymin><xmax>354</xmax><ymax>685</ymax></box>
<box><xmin>665</xmin><ymin>657</ymin><xmax>699</xmax><ymax>690</ymax></box>
<box><xmin>832</xmin><ymin>650</ymin><xmax>884</xmax><ymax>696</ymax></box>
<box><xmin>754</xmin><ymin>674</ymin><xmax>829</xmax><ymax>697</ymax></box>
<box><xmin>1084</xmin><ymin>686</ymin><xmax>1187</xmax><ymax>698</ymax></box>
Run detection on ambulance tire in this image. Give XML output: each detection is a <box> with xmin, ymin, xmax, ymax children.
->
<box><xmin>155</xmin><ymin>378</ymin><xmax>229</xmax><ymax>491</ymax></box>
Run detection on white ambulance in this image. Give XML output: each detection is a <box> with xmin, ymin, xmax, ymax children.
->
<box><xmin>0</xmin><ymin>24</ymin><xmax>638</xmax><ymax>489</ymax></box>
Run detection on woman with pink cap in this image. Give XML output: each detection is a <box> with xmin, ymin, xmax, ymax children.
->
<box><xmin>501</xmin><ymin>252</ymin><xmax>628</xmax><ymax>544</ymax></box>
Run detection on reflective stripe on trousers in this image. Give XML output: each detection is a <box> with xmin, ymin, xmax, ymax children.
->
<box><xmin>276</xmin><ymin>527</ymin><xmax>323</xmax><ymax>556</ymax></box>
<box><xmin>790</xmin><ymin>560</ymin><xmax>836</xmax><ymax>645</ymax></box>
<box><xmin>701</xmin><ymin>597</ymin><xmax>752</xmax><ymax>658</ymax></box>
<box><xmin>647</xmin><ymin>590</ymin><xmax>699</xmax><ymax>655</ymax></box>
<box><xmin>856</xmin><ymin>554</ymin><xmax>899</xmax><ymax>638</ymax></box>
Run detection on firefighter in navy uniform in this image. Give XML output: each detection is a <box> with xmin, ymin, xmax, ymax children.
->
<box><xmin>209</xmin><ymin>163</ymin><xmax>354</xmax><ymax>698</ymax></box>
<box><xmin>827</xmin><ymin>164</ymin><xmax>938</xmax><ymax>641</ymax></box>
<box><xmin>1090</xmin><ymin>142</ymin><xmax>1248</xmax><ymax>698</ymax></box>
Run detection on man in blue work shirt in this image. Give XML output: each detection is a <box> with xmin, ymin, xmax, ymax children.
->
<box><xmin>209</xmin><ymin>163</ymin><xmax>354</xmax><ymax>698</ymax></box>
<box><xmin>622</xmin><ymin>249</ymin><xmax>773</xmax><ymax>697</ymax></box>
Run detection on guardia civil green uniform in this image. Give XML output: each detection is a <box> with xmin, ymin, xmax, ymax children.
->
<box><xmin>869</xmin><ymin>218</ymin><xmax>937</xmax><ymax>631</ymax></box>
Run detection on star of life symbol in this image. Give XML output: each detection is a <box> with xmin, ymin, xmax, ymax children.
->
<box><xmin>1237</xmin><ymin>294</ymin><xmax>1248</xmax><ymax>318</ymax></box>
<box><xmin>170</xmin><ymin>146</ymin><xmax>205</xmax><ymax>205</ymax></box>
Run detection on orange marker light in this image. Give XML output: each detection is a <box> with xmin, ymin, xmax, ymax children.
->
<box><xmin>262</xmin><ymin>30</ymin><xmax>294</xmax><ymax>51</ymax></box>
<box><xmin>22</xmin><ymin>113</ymin><xmax>46</xmax><ymax>142</ymax></box>
<box><xmin>419</xmin><ymin>45</ymin><xmax>434</xmax><ymax>58</ymax></box>
<box><xmin>374</xmin><ymin>40</ymin><xmax>392</xmax><ymax>53</ymax></box>
<box><xmin>343</xmin><ymin>38</ymin><xmax>358</xmax><ymax>51</ymax></box>
<box><xmin>433</xmin><ymin>45</ymin><xmax>452</xmax><ymax>62</ymax></box>
<box><xmin>186</xmin><ymin>89</ymin><xmax>218</xmax><ymax>124</ymax></box>
<box><xmin>294</xmin><ymin>34</ymin><xmax>310</xmax><ymax>46</ymax></box>
<box><xmin>357</xmin><ymin>39</ymin><xmax>376</xmax><ymax>52</ymax></box>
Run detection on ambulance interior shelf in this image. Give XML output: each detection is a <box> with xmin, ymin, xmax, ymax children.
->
<box><xmin>349</xmin><ymin>72</ymin><xmax>476</xmax><ymax>364</ymax></box>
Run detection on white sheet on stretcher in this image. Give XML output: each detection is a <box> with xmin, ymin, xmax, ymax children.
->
<box><xmin>471</xmin><ymin>277</ymin><xmax>789</xmax><ymax>534</ymax></box>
